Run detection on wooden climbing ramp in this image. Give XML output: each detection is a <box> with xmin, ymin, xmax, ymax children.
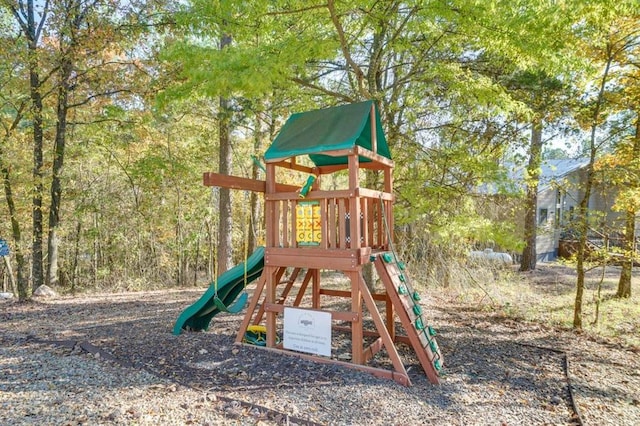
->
<box><xmin>374</xmin><ymin>252</ymin><xmax>443</xmax><ymax>384</ymax></box>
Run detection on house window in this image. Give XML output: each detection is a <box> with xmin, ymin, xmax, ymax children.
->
<box><xmin>538</xmin><ymin>208</ymin><xmax>548</xmax><ymax>225</ymax></box>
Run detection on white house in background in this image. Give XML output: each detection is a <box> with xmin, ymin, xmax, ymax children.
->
<box><xmin>512</xmin><ymin>158</ymin><xmax>625</xmax><ymax>261</ymax></box>
<box><xmin>477</xmin><ymin>158</ymin><xmax>631</xmax><ymax>262</ymax></box>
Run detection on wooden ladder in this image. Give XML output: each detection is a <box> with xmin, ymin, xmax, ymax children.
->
<box><xmin>374</xmin><ymin>253</ymin><xmax>443</xmax><ymax>384</ymax></box>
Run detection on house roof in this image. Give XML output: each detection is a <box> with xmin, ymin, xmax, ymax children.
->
<box><xmin>528</xmin><ymin>158</ymin><xmax>590</xmax><ymax>192</ymax></box>
<box><xmin>479</xmin><ymin>158</ymin><xmax>590</xmax><ymax>195</ymax></box>
<box><xmin>263</xmin><ymin>100</ymin><xmax>391</xmax><ymax>167</ymax></box>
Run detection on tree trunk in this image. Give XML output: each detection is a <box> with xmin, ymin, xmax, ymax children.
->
<box><xmin>616</xmin><ymin>205</ymin><xmax>635</xmax><ymax>299</ymax></box>
<box><xmin>617</xmin><ymin>113</ymin><xmax>639</xmax><ymax>298</ymax></box>
<box><xmin>92</xmin><ymin>212</ymin><xmax>99</xmax><ymax>286</ymax></box>
<box><xmin>574</xmin><ymin>48</ymin><xmax>613</xmax><ymax>330</ymax></box>
<box><xmin>46</xmin><ymin>54</ymin><xmax>73</xmax><ymax>288</ymax></box>
<box><xmin>520</xmin><ymin>119</ymin><xmax>543</xmax><ymax>271</ymax></box>
<box><xmin>249</xmin><ymin>183</ymin><xmax>260</xmax><ymax>251</ymax></box>
<box><xmin>193</xmin><ymin>230</ymin><xmax>201</xmax><ymax>286</ymax></box>
<box><xmin>206</xmin><ymin>218</ymin><xmax>213</xmax><ymax>281</ymax></box>
<box><xmin>217</xmin><ymin>34</ymin><xmax>233</xmax><ymax>274</ymax></box>
<box><xmin>249</xmin><ymin>109</ymin><xmax>266</xmax><ymax>252</ymax></box>
<box><xmin>574</xmin><ymin>163</ymin><xmax>595</xmax><ymax>330</ymax></box>
<box><xmin>574</xmin><ymin>249</ymin><xmax>586</xmax><ymax>330</ymax></box>
<box><xmin>218</xmin><ymin>98</ymin><xmax>233</xmax><ymax>273</ymax></box>
<box><xmin>29</xmin><ymin>56</ymin><xmax>45</xmax><ymax>293</ymax></box>
<box><xmin>2</xmin><ymin>166</ymin><xmax>29</xmax><ymax>300</ymax></box>
<box><xmin>12</xmin><ymin>0</ymin><xmax>49</xmax><ymax>293</ymax></box>
<box><xmin>0</xmin><ymin>95</ymin><xmax>27</xmax><ymax>299</ymax></box>
<box><xmin>71</xmin><ymin>220</ymin><xmax>81</xmax><ymax>294</ymax></box>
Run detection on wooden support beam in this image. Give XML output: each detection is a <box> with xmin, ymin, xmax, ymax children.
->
<box><xmin>240</xmin><ymin>343</ymin><xmax>410</xmax><ymax>386</ymax></box>
<box><xmin>354</xmin><ymin>146</ymin><xmax>394</xmax><ymax>168</ymax></box>
<box><xmin>278</xmin><ymin>267</ymin><xmax>301</xmax><ymax>303</ymax></box>
<box><xmin>265</xmin><ymin>247</ymin><xmax>361</xmax><ymax>270</ymax></box>
<box><xmin>358</xmin><ymin>162</ymin><xmax>389</xmax><ymax>171</ymax></box>
<box><xmin>203</xmin><ymin>172</ymin><xmax>265</xmax><ymax>191</ymax></box>
<box><xmin>293</xmin><ymin>269</ymin><xmax>313</xmax><ymax>307</ymax></box>
<box><xmin>363</xmin><ymin>337</ymin><xmax>384</xmax><ymax>363</ymax></box>
<box><xmin>255</xmin><ymin>267</ymin><xmax>288</xmax><ymax>324</ymax></box>
<box><xmin>318</xmin><ymin>161</ymin><xmax>388</xmax><ymax>174</ymax></box>
<box><xmin>235</xmin><ymin>273</ymin><xmax>267</xmax><ymax>344</ymax></box>
<box><xmin>316</xmin><ymin>163</ymin><xmax>349</xmax><ymax>174</ymax></box>
<box><xmin>356</xmin><ymin>270</ymin><xmax>410</xmax><ymax>381</ymax></box>
<box><xmin>332</xmin><ymin>326</ymin><xmax>411</xmax><ymax>346</ymax></box>
<box><xmin>267</xmin><ymin>159</ymin><xmax>315</xmax><ymax>174</ymax></box>
<box><xmin>332</xmin><ymin>326</ymin><xmax>381</xmax><ymax>337</ymax></box>
<box><xmin>320</xmin><ymin>288</ymin><xmax>387</xmax><ymax>301</ymax></box>
<box><xmin>356</xmin><ymin>188</ymin><xmax>393</xmax><ymax>201</ymax></box>
<box><xmin>203</xmin><ymin>172</ymin><xmax>298</xmax><ymax>193</ymax></box>
<box><xmin>265</xmin><ymin>189</ymin><xmax>353</xmax><ymax>201</ymax></box>
<box><xmin>263</xmin><ymin>303</ymin><xmax>359</xmax><ymax>322</ymax></box>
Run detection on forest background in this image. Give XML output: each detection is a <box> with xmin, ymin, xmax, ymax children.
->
<box><xmin>0</xmin><ymin>0</ymin><xmax>638</xmax><ymax>334</ymax></box>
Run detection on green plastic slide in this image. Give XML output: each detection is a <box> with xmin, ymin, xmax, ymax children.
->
<box><xmin>173</xmin><ymin>247</ymin><xmax>265</xmax><ymax>335</ymax></box>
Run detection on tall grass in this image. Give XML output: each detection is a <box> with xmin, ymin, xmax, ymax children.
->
<box><xmin>405</xmin><ymin>249</ymin><xmax>639</xmax><ymax>348</ymax></box>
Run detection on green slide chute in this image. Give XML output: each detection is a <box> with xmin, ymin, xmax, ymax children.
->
<box><xmin>173</xmin><ymin>247</ymin><xmax>265</xmax><ymax>335</ymax></box>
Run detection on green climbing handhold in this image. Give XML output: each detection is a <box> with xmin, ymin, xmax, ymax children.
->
<box><xmin>398</xmin><ymin>285</ymin><xmax>408</xmax><ymax>295</ymax></box>
<box><xmin>434</xmin><ymin>359</ymin><xmax>442</xmax><ymax>371</ymax></box>
<box><xmin>429</xmin><ymin>340</ymin><xmax>438</xmax><ymax>353</ymax></box>
<box><xmin>382</xmin><ymin>252</ymin><xmax>393</xmax><ymax>263</ymax></box>
<box><xmin>398</xmin><ymin>274</ymin><xmax>406</xmax><ymax>282</ymax></box>
<box><xmin>412</xmin><ymin>291</ymin><xmax>421</xmax><ymax>301</ymax></box>
<box><xmin>415</xmin><ymin>317</ymin><xmax>424</xmax><ymax>330</ymax></box>
<box><xmin>398</xmin><ymin>262</ymin><xmax>406</xmax><ymax>270</ymax></box>
<box><xmin>413</xmin><ymin>304</ymin><xmax>422</xmax><ymax>315</ymax></box>
<box><xmin>428</xmin><ymin>326</ymin><xmax>437</xmax><ymax>337</ymax></box>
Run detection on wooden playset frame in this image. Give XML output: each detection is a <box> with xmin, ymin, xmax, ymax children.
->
<box><xmin>197</xmin><ymin>102</ymin><xmax>443</xmax><ymax>386</ymax></box>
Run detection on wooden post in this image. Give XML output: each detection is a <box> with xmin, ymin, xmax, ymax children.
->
<box><xmin>348</xmin><ymin>270</ymin><xmax>364</xmax><ymax>364</ymax></box>
<box><xmin>384</xmin><ymin>166</ymin><xmax>393</xmax><ymax>249</ymax></box>
<box><xmin>265</xmin><ymin>266</ymin><xmax>278</xmax><ymax>347</ymax></box>
<box><xmin>265</xmin><ymin>164</ymin><xmax>277</xmax><ymax>247</ymax></box>
<box><xmin>370</xmin><ymin>103</ymin><xmax>377</xmax><ymax>154</ymax></box>
<box><xmin>265</xmin><ymin>163</ymin><xmax>277</xmax><ymax>347</ymax></box>
<box><xmin>312</xmin><ymin>269</ymin><xmax>321</xmax><ymax>309</ymax></box>
<box><xmin>386</xmin><ymin>290</ymin><xmax>395</xmax><ymax>341</ymax></box>
<box><xmin>348</xmin><ymin>154</ymin><xmax>361</xmax><ymax>248</ymax></box>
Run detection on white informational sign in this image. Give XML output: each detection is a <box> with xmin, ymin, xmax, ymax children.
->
<box><xmin>283</xmin><ymin>307</ymin><xmax>332</xmax><ymax>357</ymax></box>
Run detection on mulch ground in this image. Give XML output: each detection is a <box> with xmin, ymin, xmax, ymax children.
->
<box><xmin>1</xmin><ymin>273</ymin><xmax>639</xmax><ymax>425</ymax></box>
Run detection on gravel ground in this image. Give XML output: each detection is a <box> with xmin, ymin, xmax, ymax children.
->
<box><xmin>0</xmin><ymin>339</ymin><xmax>239</xmax><ymax>425</ymax></box>
<box><xmin>1</xmin><ymin>279</ymin><xmax>639</xmax><ymax>425</ymax></box>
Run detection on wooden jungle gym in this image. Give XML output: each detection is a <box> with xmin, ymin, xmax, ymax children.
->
<box><xmin>177</xmin><ymin>101</ymin><xmax>443</xmax><ymax>386</ymax></box>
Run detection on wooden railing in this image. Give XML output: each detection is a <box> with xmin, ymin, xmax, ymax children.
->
<box><xmin>265</xmin><ymin>189</ymin><xmax>393</xmax><ymax>251</ymax></box>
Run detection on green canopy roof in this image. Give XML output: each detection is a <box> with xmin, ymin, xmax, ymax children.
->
<box><xmin>264</xmin><ymin>101</ymin><xmax>391</xmax><ymax>167</ymax></box>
